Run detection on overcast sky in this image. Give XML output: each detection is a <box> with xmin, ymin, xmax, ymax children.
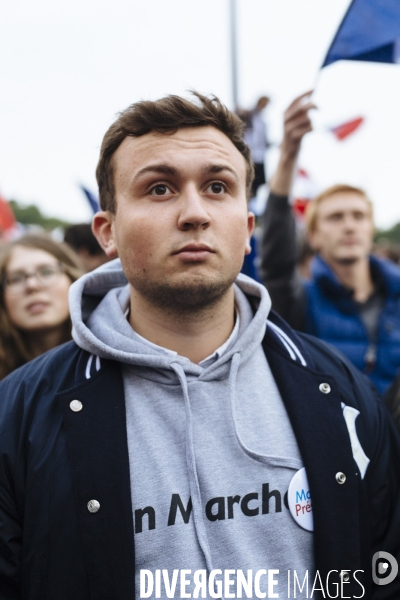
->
<box><xmin>1</xmin><ymin>0</ymin><xmax>399</xmax><ymax>228</ymax></box>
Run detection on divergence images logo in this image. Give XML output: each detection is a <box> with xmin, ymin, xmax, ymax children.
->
<box><xmin>372</xmin><ymin>552</ymin><xmax>398</xmax><ymax>586</ymax></box>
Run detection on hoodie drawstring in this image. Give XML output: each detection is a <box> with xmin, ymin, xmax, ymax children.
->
<box><xmin>170</xmin><ymin>362</ymin><xmax>215</xmax><ymax>578</ymax></box>
<box><xmin>227</xmin><ymin>352</ymin><xmax>251</xmax><ymax>458</ymax></box>
<box><xmin>229</xmin><ymin>351</ymin><xmax>272</xmax><ymax>463</ymax></box>
<box><xmin>170</xmin><ymin>356</ymin><xmax>242</xmax><ymax>599</ymax></box>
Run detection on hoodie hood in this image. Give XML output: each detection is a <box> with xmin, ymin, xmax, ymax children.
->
<box><xmin>70</xmin><ymin>258</ymin><xmax>272</xmax><ymax>381</ymax></box>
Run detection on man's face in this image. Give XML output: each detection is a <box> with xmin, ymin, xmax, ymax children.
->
<box><xmin>94</xmin><ymin>126</ymin><xmax>254</xmax><ymax>312</ymax></box>
<box><xmin>308</xmin><ymin>192</ymin><xmax>374</xmax><ymax>266</ymax></box>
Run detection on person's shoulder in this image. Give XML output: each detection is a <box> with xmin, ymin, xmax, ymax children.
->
<box><xmin>2</xmin><ymin>340</ymin><xmax>80</xmax><ymax>381</ymax></box>
<box><xmin>267</xmin><ymin>310</ymin><xmax>382</xmax><ymax>411</ymax></box>
<box><xmin>297</xmin><ymin>330</ymin><xmax>369</xmax><ymax>381</ymax></box>
<box><xmin>0</xmin><ymin>341</ymin><xmax>86</xmax><ymax>410</ymax></box>
<box><xmin>297</xmin><ymin>330</ymin><xmax>351</xmax><ymax>366</ymax></box>
<box><xmin>371</xmin><ymin>254</ymin><xmax>400</xmax><ymax>294</ymax></box>
<box><xmin>297</xmin><ymin>330</ymin><xmax>383</xmax><ymax>413</ymax></box>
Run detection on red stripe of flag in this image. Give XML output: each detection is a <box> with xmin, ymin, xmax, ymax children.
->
<box><xmin>330</xmin><ymin>117</ymin><xmax>364</xmax><ymax>140</ymax></box>
<box><xmin>0</xmin><ymin>193</ymin><xmax>16</xmax><ymax>233</ymax></box>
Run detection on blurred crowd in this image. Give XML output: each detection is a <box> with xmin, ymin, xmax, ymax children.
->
<box><xmin>1</xmin><ymin>91</ymin><xmax>400</xmax><ymax>431</ymax></box>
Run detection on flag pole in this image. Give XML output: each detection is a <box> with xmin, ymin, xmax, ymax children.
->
<box><xmin>229</xmin><ymin>0</ymin><xmax>239</xmax><ymax>109</ymax></box>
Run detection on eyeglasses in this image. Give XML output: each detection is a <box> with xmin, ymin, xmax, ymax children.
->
<box><xmin>2</xmin><ymin>264</ymin><xmax>66</xmax><ymax>296</ymax></box>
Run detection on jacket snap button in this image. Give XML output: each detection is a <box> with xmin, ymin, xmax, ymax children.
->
<box><xmin>87</xmin><ymin>499</ymin><xmax>100</xmax><ymax>513</ymax></box>
<box><xmin>69</xmin><ymin>400</ymin><xmax>83</xmax><ymax>412</ymax></box>
<box><xmin>341</xmin><ymin>571</ymin><xmax>350</xmax><ymax>582</ymax></box>
<box><xmin>319</xmin><ymin>383</ymin><xmax>331</xmax><ymax>394</ymax></box>
<box><xmin>336</xmin><ymin>472</ymin><xmax>346</xmax><ymax>484</ymax></box>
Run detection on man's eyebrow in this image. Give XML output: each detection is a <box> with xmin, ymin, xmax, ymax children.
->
<box><xmin>131</xmin><ymin>163</ymin><xmax>239</xmax><ymax>183</ymax></box>
<box><xmin>132</xmin><ymin>164</ymin><xmax>178</xmax><ymax>181</ymax></box>
<box><xmin>202</xmin><ymin>164</ymin><xmax>239</xmax><ymax>181</ymax></box>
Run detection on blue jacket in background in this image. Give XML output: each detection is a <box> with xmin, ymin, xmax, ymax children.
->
<box><xmin>260</xmin><ymin>193</ymin><xmax>400</xmax><ymax>396</ymax></box>
<box><xmin>305</xmin><ymin>254</ymin><xmax>400</xmax><ymax>395</ymax></box>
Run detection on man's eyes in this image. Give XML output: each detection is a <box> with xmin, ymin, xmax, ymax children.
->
<box><xmin>353</xmin><ymin>212</ymin><xmax>367</xmax><ymax>220</ymax></box>
<box><xmin>327</xmin><ymin>212</ymin><xmax>367</xmax><ymax>221</ymax></box>
<box><xmin>149</xmin><ymin>184</ymin><xmax>172</xmax><ymax>196</ymax></box>
<box><xmin>148</xmin><ymin>182</ymin><xmax>228</xmax><ymax>196</ymax></box>
<box><xmin>205</xmin><ymin>182</ymin><xmax>227</xmax><ymax>194</ymax></box>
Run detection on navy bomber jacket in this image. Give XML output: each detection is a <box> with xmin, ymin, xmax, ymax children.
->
<box><xmin>0</xmin><ymin>310</ymin><xmax>399</xmax><ymax>600</ymax></box>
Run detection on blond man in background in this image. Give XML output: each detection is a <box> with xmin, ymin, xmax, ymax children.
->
<box><xmin>261</xmin><ymin>93</ymin><xmax>400</xmax><ymax>395</ymax></box>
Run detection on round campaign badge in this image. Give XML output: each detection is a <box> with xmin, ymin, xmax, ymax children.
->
<box><xmin>288</xmin><ymin>468</ymin><xmax>313</xmax><ymax>531</ymax></box>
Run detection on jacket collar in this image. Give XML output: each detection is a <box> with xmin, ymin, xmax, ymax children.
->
<box><xmin>312</xmin><ymin>253</ymin><xmax>400</xmax><ymax>299</ymax></box>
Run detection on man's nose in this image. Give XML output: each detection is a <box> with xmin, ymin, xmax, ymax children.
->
<box><xmin>177</xmin><ymin>186</ymin><xmax>211</xmax><ymax>231</ymax></box>
<box><xmin>343</xmin><ymin>215</ymin><xmax>357</xmax><ymax>230</ymax></box>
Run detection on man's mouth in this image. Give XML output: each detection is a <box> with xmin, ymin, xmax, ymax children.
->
<box><xmin>172</xmin><ymin>244</ymin><xmax>215</xmax><ymax>261</ymax></box>
<box><xmin>340</xmin><ymin>239</ymin><xmax>359</xmax><ymax>246</ymax></box>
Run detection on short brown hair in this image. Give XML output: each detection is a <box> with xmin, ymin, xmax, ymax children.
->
<box><xmin>305</xmin><ymin>184</ymin><xmax>374</xmax><ymax>233</ymax></box>
<box><xmin>96</xmin><ymin>92</ymin><xmax>254</xmax><ymax>213</ymax></box>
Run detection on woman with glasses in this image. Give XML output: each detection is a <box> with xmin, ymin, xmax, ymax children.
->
<box><xmin>0</xmin><ymin>233</ymin><xmax>83</xmax><ymax>380</ymax></box>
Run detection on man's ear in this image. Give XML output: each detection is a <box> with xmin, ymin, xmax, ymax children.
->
<box><xmin>245</xmin><ymin>211</ymin><xmax>256</xmax><ymax>255</ymax></box>
<box><xmin>92</xmin><ymin>211</ymin><xmax>118</xmax><ymax>258</ymax></box>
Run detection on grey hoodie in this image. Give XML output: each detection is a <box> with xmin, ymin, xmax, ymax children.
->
<box><xmin>70</xmin><ymin>259</ymin><xmax>314</xmax><ymax>598</ymax></box>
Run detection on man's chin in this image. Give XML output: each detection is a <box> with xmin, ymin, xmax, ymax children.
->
<box><xmin>131</xmin><ymin>273</ymin><xmax>238</xmax><ymax>315</ymax></box>
<box><xmin>331</xmin><ymin>252</ymin><xmax>364</xmax><ymax>266</ymax></box>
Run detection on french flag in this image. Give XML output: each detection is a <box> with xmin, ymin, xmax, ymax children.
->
<box><xmin>329</xmin><ymin>116</ymin><xmax>365</xmax><ymax>140</ymax></box>
<box><xmin>292</xmin><ymin>169</ymin><xmax>319</xmax><ymax>222</ymax></box>
<box><xmin>80</xmin><ymin>184</ymin><xmax>100</xmax><ymax>214</ymax></box>
<box><xmin>323</xmin><ymin>0</ymin><xmax>400</xmax><ymax>67</ymax></box>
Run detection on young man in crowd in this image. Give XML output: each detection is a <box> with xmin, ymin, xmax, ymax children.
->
<box><xmin>0</xmin><ymin>93</ymin><xmax>399</xmax><ymax>599</ymax></box>
<box><xmin>261</xmin><ymin>92</ymin><xmax>400</xmax><ymax>396</ymax></box>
